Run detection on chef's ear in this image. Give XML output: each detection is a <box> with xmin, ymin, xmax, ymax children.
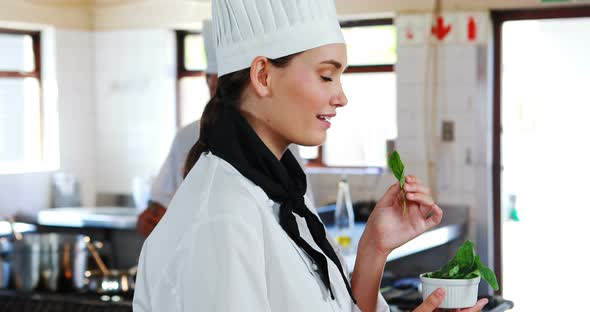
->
<box><xmin>249</xmin><ymin>56</ymin><xmax>272</xmax><ymax>97</ymax></box>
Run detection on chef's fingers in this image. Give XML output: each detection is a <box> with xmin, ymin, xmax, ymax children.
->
<box><xmin>458</xmin><ymin>298</ymin><xmax>489</xmax><ymax>312</ymax></box>
<box><xmin>404</xmin><ymin>183</ymin><xmax>430</xmax><ymax>195</ymax></box>
<box><xmin>406</xmin><ymin>192</ymin><xmax>435</xmax><ymax>207</ymax></box>
<box><xmin>406</xmin><ymin>175</ymin><xmax>421</xmax><ymax>184</ymax></box>
<box><xmin>413</xmin><ymin>288</ymin><xmax>445</xmax><ymax>312</ymax></box>
<box><xmin>375</xmin><ymin>183</ymin><xmax>402</xmax><ymax>209</ymax></box>
<box><xmin>424</xmin><ymin>204</ymin><xmax>443</xmax><ymax>228</ymax></box>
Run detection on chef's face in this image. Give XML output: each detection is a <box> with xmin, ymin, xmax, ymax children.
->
<box><xmin>264</xmin><ymin>43</ymin><xmax>348</xmax><ymax>148</ymax></box>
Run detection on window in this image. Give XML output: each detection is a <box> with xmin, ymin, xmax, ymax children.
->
<box><xmin>300</xmin><ymin>19</ymin><xmax>398</xmax><ymax>168</ymax></box>
<box><xmin>0</xmin><ymin>29</ymin><xmax>43</xmax><ymax>171</ymax></box>
<box><xmin>176</xmin><ymin>30</ymin><xmax>211</xmax><ymax>128</ymax></box>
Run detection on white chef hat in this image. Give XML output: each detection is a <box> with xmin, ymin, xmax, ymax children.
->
<box><xmin>202</xmin><ymin>20</ymin><xmax>218</xmax><ymax>74</ymax></box>
<box><xmin>212</xmin><ymin>0</ymin><xmax>345</xmax><ymax>77</ymax></box>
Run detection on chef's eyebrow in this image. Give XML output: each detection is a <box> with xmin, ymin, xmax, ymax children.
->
<box><xmin>320</xmin><ymin>60</ymin><xmax>342</xmax><ymax>69</ymax></box>
<box><xmin>320</xmin><ymin>59</ymin><xmax>348</xmax><ymax>72</ymax></box>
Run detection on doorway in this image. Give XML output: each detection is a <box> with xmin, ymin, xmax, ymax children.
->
<box><xmin>493</xmin><ymin>7</ymin><xmax>590</xmax><ymax>310</ymax></box>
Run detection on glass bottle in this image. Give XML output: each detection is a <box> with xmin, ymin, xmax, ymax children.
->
<box><xmin>334</xmin><ymin>176</ymin><xmax>354</xmax><ymax>250</ymax></box>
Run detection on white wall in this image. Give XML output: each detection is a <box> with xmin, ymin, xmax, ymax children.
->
<box><xmin>0</xmin><ymin>28</ymin><xmax>96</xmax><ymax>217</ymax></box>
<box><xmin>55</xmin><ymin>29</ymin><xmax>96</xmax><ymax>206</ymax></box>
<box><xmin>1</xmin><ymin>27</ymin><xmax>180</xmax><ymax>216</ymax></box>
<box><xmin>393</xmin><ymin>12</ymin><xmax>495</xmax><ymax>290</ymax></box>
<box><xmin>0</xmin><ymin>172</ymin><xmax>51</xmax><ymax>217</ymax></box>
<box><xmin>94</xmin><ymin>29</ymin><xmax>176</xmax><ymax>194</ymax></box>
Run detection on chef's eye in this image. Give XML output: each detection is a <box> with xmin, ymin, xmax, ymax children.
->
<box><xmin>320</xmin><ymin>76</ymin><xmax>333</xmax><ymax>82</ymax></box>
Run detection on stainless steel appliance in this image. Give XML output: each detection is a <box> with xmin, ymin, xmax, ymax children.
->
<box><xmin>12</xmin><ymin>233</ymin><xmax>88</xmax><ymax>291</ymax></box>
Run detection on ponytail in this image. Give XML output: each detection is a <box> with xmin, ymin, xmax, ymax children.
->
<box><xmin>183</xmin><ymin>68</ymin><xmax>251</xmax><ymax>177</ymax></box>
<box><xmin>183</xmin><ymin>92</ymin><xmax>222</xmax><ymax>178</ymax></box>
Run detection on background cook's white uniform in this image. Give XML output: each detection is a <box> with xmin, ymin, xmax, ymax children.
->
<box><xmin>133</xmin><ymin>152</ymin><xmax>388</xmax><ymax>312</ymax></box>
<box><xmin>149</xmin><ymin>121</ymin><xmax>314</xmax><ymax>208</ymax></box>
<box><xmin>150</xmin><ymin>121</ymin><xmax>200</xmax><ymax>207</ymax></box>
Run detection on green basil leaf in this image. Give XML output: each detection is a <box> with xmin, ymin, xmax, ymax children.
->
<box><xmin>389</xmin><ymin>151</ymin><xmax>407</xmax><ymax>215</ymax></box>
<box><xmin>448</xmin><ymin>264</ymin><xmax>460</xmax><ymax>277</ymax></box>
<box><xmin>480</xmin><ymin>266</ymin><xmax>500</xmax><ymax>291</ymax></box>
<box><xmin>465</xmin><ymin>271</ymin><xmax>481</xmax><ymax>279</ymax></box>
<box><xmin>428</xmin><ymin>240</ymin><xmax>499</xmax><ymax>289</ymax></box>
<box><xmin>455</xmin><ymin>240</ymin><xmax>475</xmax><ymax>268</ymax></box>
<box><xmin>389</xmin><ymin>150</ymin><xmax>405</xmax><ymax>182</ymax></box>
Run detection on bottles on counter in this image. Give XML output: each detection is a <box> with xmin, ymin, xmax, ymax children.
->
<box><xmin>334</xmin><ymin>176</ymin><xmax>354</xmax><ymax>254</ymax></box>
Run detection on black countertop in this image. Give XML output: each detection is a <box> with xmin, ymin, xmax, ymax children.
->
<box><xmin>0</xmin><ymin>290</ymin><xmax>132</xmax><ymax>312</ymax></box>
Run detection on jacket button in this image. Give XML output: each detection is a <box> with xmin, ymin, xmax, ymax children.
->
<box><xmin>311</xmin><ymin>263</ymin><xmax>319</xmax><ymax>271</ymax></box>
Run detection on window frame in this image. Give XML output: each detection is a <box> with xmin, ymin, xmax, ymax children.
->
<box><xmin>305</xmin><ymin>18</ymin><xmax>396</xmax><ymax>168</ymax></box>
<box><xmin>175</xmin><ymin>30</ymin><xmax>206</xmax><ymax>129</ymax></box>
<box><xmin>0</xmin><ymin>28</ymin><xmax>44</xmax><ymax>163</ymax></box>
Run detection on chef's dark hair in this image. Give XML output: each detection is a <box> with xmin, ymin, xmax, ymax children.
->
<box><xmin>183</xmin><ymin>53</ymin><xmax>300</xmax><ymax>177</ymax></box>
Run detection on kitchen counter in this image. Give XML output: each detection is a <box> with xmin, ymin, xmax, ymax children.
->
<box><xmin>30</xmin><ymin>204</ymin><xmax>467</xmax><ymax>271</ymax></box>
<box><xmin>35</xmin><ymin>207</ymin><xmax>140</xmax><ymax>230</ymax></box>
<box><xmin>17</xmin><ymin>207</ymin><xmax>145</xmax><ymax>269</ymax></box>
<box><xmin>327</xmin><ymin>222</ymin><xmax>465</xmax><ymax>272</ymax></box>
<box><xmin>0</xmin><ymin>221</ymin><xmax>37</xmax><ymax>237</ymax></box>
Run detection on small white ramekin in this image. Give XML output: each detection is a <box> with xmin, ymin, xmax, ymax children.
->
<box><xmin>420</xmin><ymin>273</ymin><xmax>481</xmax><ymax>309</ymax></box>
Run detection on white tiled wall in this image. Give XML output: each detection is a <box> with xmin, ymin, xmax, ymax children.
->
<box><xmin>94</xmin><ymin>29</ymin><xmax>176</xmax><ymax>193</ymax></box>
<box><xmin>0</xmin><ymin>172</ymin><xmax>51</xmax><ymax>217</ymax></box>
<box><xmin>307</xmin><ymin>43</ymin><xmax>489</xmax><ymax>210</ymax></box>
<box><xmin>0</xmin><ymin>28</ymin><xmax>96</xmax><ymax>216</ymax></box>
<box><xmin>0</xmin><ymin>28</ymin><xmax>177</xmax><ymax>216</ymax></box>
<box><xmin>394</xmin><ymin>12</ymin><xmax>494</xmax><ymax>274</ymax></box>
<box><xmin>55</xmin><ymin>30</ymin><xmax>96</xmax><ymax>206</ymax></box>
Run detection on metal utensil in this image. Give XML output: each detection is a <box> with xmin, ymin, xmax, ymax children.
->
<box><xmin>83</xmin><ymin>238</ymin><xmax>136</xmax><ymax>294</ymax></box>
<box><xmin>85</xmin><ymin>269</ymin><xmax>135</xmax><ymax>293</ymax></box>
<box><xmin>8</xmin><ymin>217</ymin><xmax>22</xmax><ymax>241</ymax></box>
<box><xmin>0</xmin><ymin>238</ymin><xmax>12</xmax><ymax>288</ymax></box>
<box><xmin>12</xmin><ymin>233</ymin><xmax>88</xmax><ymax>291</ymax></box>
<box><xmin>84</xmin><ymin>236</ymin><xmax>108</xmax><ymax>275</ymax></box>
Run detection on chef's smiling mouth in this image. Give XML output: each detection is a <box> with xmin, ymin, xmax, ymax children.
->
<box><xmin>316</xmin><ymin>113</ymin><xmax>336</xmax><ymax>121</ymax></box>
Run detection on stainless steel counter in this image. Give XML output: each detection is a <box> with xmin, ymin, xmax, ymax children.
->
<box><xmin>36</xmin><ymin>207</ymin><xmax>140</xmax><ymax>230</ymax></box>
<box><xmin>0</xmin><ymin>221</ymin><xmax>37</xmax><ymax>237</ymax></box>
<box><xmin>33</xmin><ymin>204</ymin><xmax>467</xmax><ymax>271</ymax></box>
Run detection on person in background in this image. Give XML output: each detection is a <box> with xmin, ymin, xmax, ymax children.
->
<box><xmin>136</xmin><ymin>21</ymin><xmax>218</xmax><ymax>238</ymax></box>
<box><xmin>137</xmin><ymin>21</ymin><xmax>314</xmax><ymax>238</ymax></box>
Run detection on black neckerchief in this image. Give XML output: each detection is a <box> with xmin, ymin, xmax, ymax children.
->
<box><xmin>207</xmin><ymin>107</ymin><xmax>356</xmax><ymax>303</ymax></box>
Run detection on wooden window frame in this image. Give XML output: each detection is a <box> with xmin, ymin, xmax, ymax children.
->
<box><xmin>0</xmin><ymin>28</ymin><xmax>43</xmax><ymax>159</ymax></box>
<box><xmin>491</xmin><ymin>5</ymin><xmax>590</xmax><ymax>295</ymax></box>
<box><xmin>175</xmin><ymin>30</ymin><xmax>206</xmax><ymax>129</ymax></box>
<box><xmin>306</xmin><ymin>18</ymin><xmax>396</xmax><ymax>167</ymax></box>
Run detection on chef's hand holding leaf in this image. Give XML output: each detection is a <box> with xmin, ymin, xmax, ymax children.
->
<box><xmin>359</xmin><ymin>152</ymin><xmax>443</xmax><ymax>256</ymax></box>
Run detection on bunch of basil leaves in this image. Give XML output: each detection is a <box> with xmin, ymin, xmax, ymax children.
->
<box><xmin>425</xmin><ymin>240</ymin><xmax>499</xmax><ymax>291</ymax></box>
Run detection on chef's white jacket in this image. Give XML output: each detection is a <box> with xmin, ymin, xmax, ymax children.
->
<box><xmin>133</xmin><ymin>152</ymin><xmax>389</xmax><ymax>312</ymax></box>
<box><xmin>150</xmin><ymin>121</ymin><xmax>315</xmax><ymax>208</ymax></box>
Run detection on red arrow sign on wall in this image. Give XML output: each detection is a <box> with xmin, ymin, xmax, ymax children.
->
<box><xmin>468</xmin><ymin>16</ymin><xmax>477</xmax><ymax>41</ymax></box>
<box><xmin>431</xmin><ymin>16</ymin><xmax>451</xmax><ymax>40</ymax></box>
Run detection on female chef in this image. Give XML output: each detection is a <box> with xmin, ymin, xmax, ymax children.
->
<box><xmin>133</xmin><ymin>0</ymin><xmax>488</xmax><ymax>311</ymax></box>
